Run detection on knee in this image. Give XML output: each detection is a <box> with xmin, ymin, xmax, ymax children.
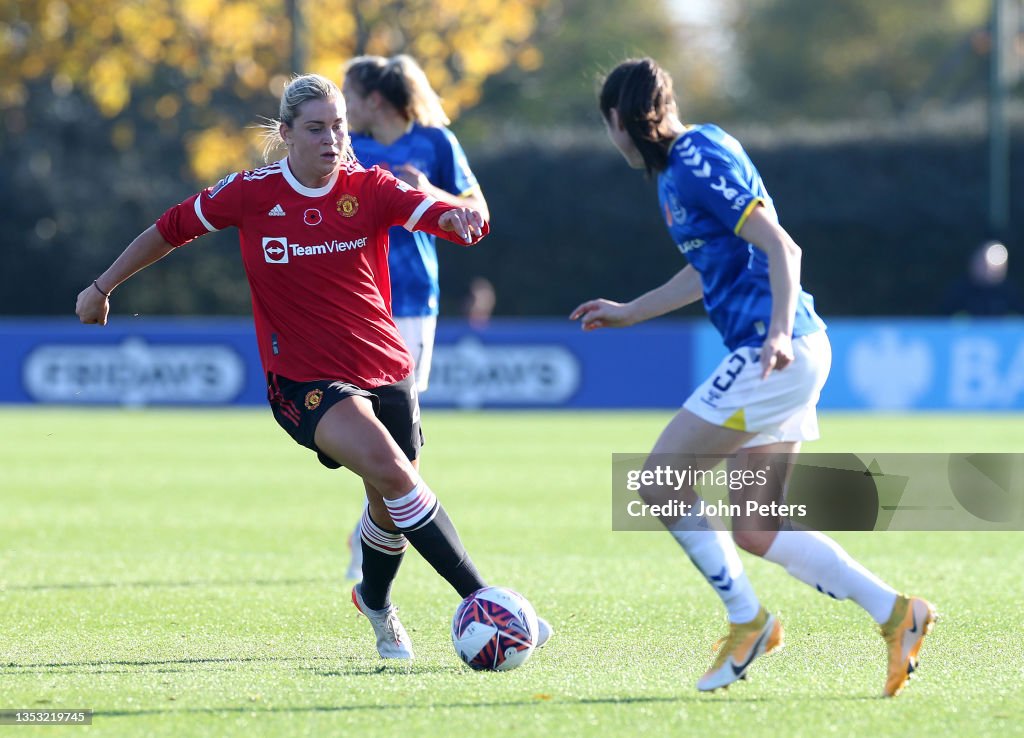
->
<box><xmin>732</xmin><ymin>529</ymin><xmax>775</xmax><ymax>557</ymax></box>
<box><xmin>363</xmin><ymin>454</ymin><xmax>418</xmax><ymax>498</ymax></box>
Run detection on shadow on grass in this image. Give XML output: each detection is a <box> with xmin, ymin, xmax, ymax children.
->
<box><xmin>91</xmin><ymin>693</ymin><xmax>781</xmax><ymax>720</ymax></box>
<box><xmin>91</xmin><ymin>691</ymin><xmax>886</xmax><ymax>720</ymax></box>
<box><xmin>304</xmin><ymin>663</ymin><xmax>463</xmax><ymax>677</ymax></box>
<box><xmin>2</xmin><ymin>578</ymin><xmax>333</xmax><ymax>592</ymax></box>
<box><xmin>2</xmin><ymin>656</ymin><xmax>457</xmax><ymax>678</ymax></box>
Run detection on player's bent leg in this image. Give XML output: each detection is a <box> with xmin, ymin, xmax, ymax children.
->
<box><xmin>314</xmin><ymin>395</ymin><xmax>420</xmax><ymax>498</ymax></box>
<box><xmin>648</xmin><ymin>410</ymin><xmax>763</xmax><ymax>623</ymax></box>
<box><xmin>880</xmin><ymin>594</ymin><xmax>937</xmax><ymax>697</ymax></box>
<box><xmin>645</xmin><ymin>409</ymin><xmax>778</xmax><ymax>689</ymax></box>
<box><xmin>727</xmin><ymin>442</ymin><xmax>799</xmax><ymax>556</ymax></box>
<box><xmin>648</xmin><ymin>411</ymin><xmax>764</xmax><ymax>622</ymax></box>
<box><xmin>315</xmin><ymin>396</ymin><xmax>487</xmax><ymax>599</ymax></box>
<box><xmin>312</xmin><ymin>402</ymin><xmax>416</xmax><ymax>658</ymax></box>
<box><xmin>734</xmin><ymin>441</ymin><xmax>900</xmax><ymax>621</ymax></box>
<box><xmin>729</xmin><ymin>442</ymin><xmax>937</xmax><ymax>695</ymax></box>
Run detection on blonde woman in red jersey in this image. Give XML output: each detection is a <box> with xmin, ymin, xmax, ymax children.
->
<box><xmin>75</xmin><ymin>73</ymin><xmax>550</xmax><ymax>660</ymax></box>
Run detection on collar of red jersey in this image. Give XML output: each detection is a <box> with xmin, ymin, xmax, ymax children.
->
<box><xmin>280</xmin><ymin>157</ymin><xmax>339</xmax><ymax>198</ymax></box>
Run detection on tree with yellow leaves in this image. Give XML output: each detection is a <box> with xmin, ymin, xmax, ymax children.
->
<box><xmin>1</xmin><ymin>0</ymin><xmax>547</xmax><ymax>182</ymax></box>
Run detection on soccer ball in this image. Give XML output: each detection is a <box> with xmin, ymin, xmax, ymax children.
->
<box><xmin>451</xmin><ymin>586</ymin><xmax>539</xmax><ymax>671</ymax></box>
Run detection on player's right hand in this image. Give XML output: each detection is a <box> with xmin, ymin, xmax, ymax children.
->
<box><xmin>76</xmin><ymin>283</ymin><xmax>110</xmax><ymax>326</ymax></box>
<box><xmin>438</xmin><ymin>207</ymin><xmax>484</xmax><ymax>244</ymax></box>
<box><xmin>569</xmin><ymin>299</ymin><xmax>635</xmax><ymax>331</ymax></box>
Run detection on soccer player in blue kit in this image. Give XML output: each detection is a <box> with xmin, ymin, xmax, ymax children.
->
<box><xmin>341</xmin><ymin>55</ymin><xmax>489</xmax><ymax>580</ymax></box>
<box><xmin>571</xmin><ymin>58</ymin><xmax>935</xmax><ymax>696</ymax></box>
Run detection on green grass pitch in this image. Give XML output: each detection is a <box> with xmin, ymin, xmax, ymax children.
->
<box><xmin>2</xmin><ymin>408</ymin><xmax>1023</xmax><ymax>736</ymax></box>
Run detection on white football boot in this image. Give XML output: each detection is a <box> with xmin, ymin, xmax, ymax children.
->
<box><xmin>351</xmin><ymin>584</ymin><xmax>414</xmax><ymax>659</ymax></box>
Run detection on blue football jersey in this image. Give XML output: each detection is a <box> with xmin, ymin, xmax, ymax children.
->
<box><xmin>657</xmin><ymin>124</ymin><xmax>825</xmax><ymax>350</ymax></box>
<box><xmin>351</xmin><ymin>124</ymin><xmax>478</xmax><ymax>317</ymax></box>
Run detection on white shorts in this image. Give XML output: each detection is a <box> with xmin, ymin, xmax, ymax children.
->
<box><xmin>683</xmin><ymin>330</ymin><xmax>832</xmax><ymax>447</ymax></box>
<box><xmin>394</xmin><ymin>315</ymin><xmax>437</xmax><ymax>393</ymax></box>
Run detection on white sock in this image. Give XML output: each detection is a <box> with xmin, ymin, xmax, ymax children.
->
<box><xmin>671</xmin><ymin>516</ymin><xmax>761</xmax><ymax>624</ymax></box>
<box><xmin>763</xmin><ymin>530</ymin><xmax>898</xmax><ymax>623</ymax></box>
<box><xmin>348</xmin><ymin>518</ymin><xmax>364</xmax><ymax>572</ymax></box>
<box><xmin>383</xmin><ymin>482</ymin><xmax>439</xmax><ymax>531</ymax></box>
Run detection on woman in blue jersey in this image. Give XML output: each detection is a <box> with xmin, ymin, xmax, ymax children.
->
<box><xmin>343</xmin><ymin>54</ymin><xmax>489</xmax><ymax>391</ymax></box>
<box><xmin>341</xmin><ymin>54</ymin><xmax>489</xmax><ymax>579</ymax></box>
<box><xmin>571</xmin><ymin>58</ymin><xmax>934</xmax><ymax>697</ymax></box>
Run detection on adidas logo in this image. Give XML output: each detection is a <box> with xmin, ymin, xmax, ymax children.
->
<box><xmin>268</xmin><ymin>204</ymin><xmax>285</xmax><ymax>216</ymax></box>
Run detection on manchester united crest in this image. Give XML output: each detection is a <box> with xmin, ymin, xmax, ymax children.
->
<box><xmin>336</xmin><ymin>194</ymin><xmax>359</xmax><ymax>218</ymax></box>
<box><xmin>304</xmin><ymin>388</ymin><xmax>324</xmax><ymax>410</ymax></box>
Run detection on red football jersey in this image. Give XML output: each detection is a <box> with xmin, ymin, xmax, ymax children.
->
<box><xmin>156</xmin><ymin>157</ymin><xmax>487</xmax><ymax>387</ymax></box>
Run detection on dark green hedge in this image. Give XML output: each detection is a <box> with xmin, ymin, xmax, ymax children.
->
<box><xmin>5</xmin><ymin>111</ymin><xmax>1021</xmax><ymax>317</ymax></box>
<box><xmin>440</xmin><ymin>119</ymin><xmax>1024</xmax><ymax>318</ymax></box>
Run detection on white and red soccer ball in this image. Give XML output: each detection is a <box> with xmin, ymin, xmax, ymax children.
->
<box><xmin>451</xmin><ymin>586</ymin><xmax>539</xmax><ymax>671</ymax></box>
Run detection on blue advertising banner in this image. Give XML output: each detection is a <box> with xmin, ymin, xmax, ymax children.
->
<box><xmin>426</xmin><ymin>321</ymin><xmax>693</xmax><ymax>408</ymax></box>
<box><xmin>5</xmin><ymin>317</ymin><xmax>1023</xmax><ymax>410</ymax></box>
<box><xmin>0</xmin><ymin>318</ymin><xmax>694</xmax><ymax>409</ymax></box>
<box><xmin>1</xmin><ymin>318</ymin><xmax>266</xmax><ymax>406</ymax></box>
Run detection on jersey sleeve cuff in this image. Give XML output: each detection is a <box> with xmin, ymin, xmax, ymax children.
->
<box><xmin>733</xmin><ymin>197</ymin><xmax>764</xmax><ymax>235</ymax></box>
<box><xmin>154</xmin><ymin>218</ymin><xmax>178</xmax><ymax>247</ymax></box>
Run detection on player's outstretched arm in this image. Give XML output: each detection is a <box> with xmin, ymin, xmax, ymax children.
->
<box><xmin>76</xmin><ymin>225</ymin><xmax>176</xmax><ymax>326</ymax></box>
<box><xmin>396</xmin><ymin>164</ymin><xmax>490</xmax><ymax>222</ymax></box>
<box><xmin>738</xmin><ymin>205</ymin><xmax>801</xmax><ymax>378</ymax></box>
<box><xmin>570</xmin><ymin>265</ymin><xmax>703</xmax><ymax>331</ymax></box>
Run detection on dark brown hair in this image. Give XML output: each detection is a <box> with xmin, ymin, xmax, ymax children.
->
<box><xmin>599</xmin><ymin>58</ymin><xmax>679</xmax><ymax>176</ymax></box>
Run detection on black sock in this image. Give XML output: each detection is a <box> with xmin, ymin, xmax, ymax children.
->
<box><xmin>356</xmin><ymin>510</ymin><xmax>407</xmax><ymax>611</ymax></box>
<box><xmin>402</xmin><ymin>504</ymin><xmax>487</xmax><ymax>598</ymax></box>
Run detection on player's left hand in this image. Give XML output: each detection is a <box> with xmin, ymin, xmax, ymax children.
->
<box><xmin>439</xmin><ymin>207</ymin><xmax>484</xmax><ymax>244</ymax></box>
<box><xmin>759</xmin><ymin>333</ymin><xmax>794</xmax><ymax>379</ymax></box>
<box><xmin>396</xmin><ymin>164</ymin><xmax>429</xmax><ymax>191</ymax></box>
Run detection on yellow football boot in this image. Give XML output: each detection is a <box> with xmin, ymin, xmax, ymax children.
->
<box><xmin>697</xmin><ymin>607</ymin><xmax>784</xmax><ymax>692</ymax></box>
<box><xmin>880</xmin><ymin>594</ymin><xmax>937</xmax><ymax>697</ymax></box>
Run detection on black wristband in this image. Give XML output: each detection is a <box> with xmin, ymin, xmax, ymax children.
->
<box><xmin>92</xmin><ymin>280</ymin><xmax>111</xmax><ymax>298</ymax></box>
